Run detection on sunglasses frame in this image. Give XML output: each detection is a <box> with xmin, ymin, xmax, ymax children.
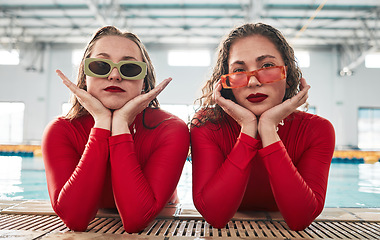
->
<box><xmin>84</xmin><ymin>58</ymin><xmax>147</xmax><ymax>80</ymax></box>
<box><xmin>221</xmin><ymin>65</ymin><xmax>287</xmax><ymax>89</ymax></box>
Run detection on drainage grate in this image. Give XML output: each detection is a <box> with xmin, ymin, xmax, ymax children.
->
<box><xmin>1</xmin><ymin>214</ymin><xmax>380</xmax><ymax>239</ymax></box>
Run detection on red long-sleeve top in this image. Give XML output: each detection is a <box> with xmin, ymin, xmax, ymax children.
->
<box><xmin>42</xmin><ymin>108</ymin><xmax>190</xmax><ymax>233</ymax></box>
<box><xmin>190</xmin><ymin>110</ymin><xmax>335</xmax><ymax>231</ymax></box>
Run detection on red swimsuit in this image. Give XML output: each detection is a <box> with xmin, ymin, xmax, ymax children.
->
<box><xmin>190</xmin><ymin>110</ymin><xmax>335</xmax><ymax>231</ymax></box>
<box><xmin>42</xmin><ymin>108</ymin><xmax>190</xmax><ymax>233</ymax></box>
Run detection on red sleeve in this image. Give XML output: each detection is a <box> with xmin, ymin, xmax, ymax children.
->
<box><xmin>42</xmin><ymin>119</ymin><xmax>110</xmax><ymax>231</ymax></box>
<box><xmin>109</xmin><ymin>121</ymin><xmax>189</xmax><ymax>233</ymax></box>
<box><xmin>191</xmin><ymin>125</ymin><xmax>260</xmax><ymax>229</ymax></box>
<box><xmin>259</xmin><ymin>118</ymin><xmax>335</xmax><ymax>231</ymax></box>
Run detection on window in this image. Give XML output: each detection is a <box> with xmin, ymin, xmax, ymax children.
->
<box><xmin>0</xmin><ymin>49</ymin><xmax>19</xmax><ymax>65</ymax></box>
<box><xmin>365</xmin><ymin>53</ymin><xmax>380</xmax><ymax>68</ymax></box>
<box><xmin>358</xmin><ymin>108</ymin><xmax>380</xmax><ymax>150</ymax></box>
<box><xmin>168</xmin><ymin>50</ymin><xmax>210</xmax><ymax>66</ymax></box>
<box><xmin>295</xmin><ymin>51</ymin><xmax>310</xmax><ymax>68</ymax></box>
<box><xmin>72</xmin><ymin>49</ymin><xmax>83</xmax><ymax>67</ymax></box>
<box><xmin>160</xmin><ymin>104</ymin><xmax>198</xmax><ymax>124</ymax></box>
<box><xmin>0</xmin><ymin>102</ymin><xmax>25</xmax><ymax>143</ymax></box>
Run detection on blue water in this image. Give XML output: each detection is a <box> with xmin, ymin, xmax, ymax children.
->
<box><xmin>0</xmin><ymin>156</ymin><xmax>49</xmax><ymax>200</ymax></box>
<box><xmin>0</xmin><ymin>156</ymin><xmax>379</xmax><ymax>208</ymax></box>
<box><xmin>325</xmin><ymin>162</ymin><xmax>380</xmax><ymax>207</ymax></box>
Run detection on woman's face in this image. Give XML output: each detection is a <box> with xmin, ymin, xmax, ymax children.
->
<box><xmin>86</xmin><ymin>35</ymin><xmax>144</xmax><ymax>110</ymax></box>
<box><xmin>229</xmin><ymin>35</ymin><xmax>286</xmax><ymax>117</ymax></box>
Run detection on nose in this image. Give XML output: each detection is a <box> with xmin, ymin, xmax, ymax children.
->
<box><xmin>108</xmin><ymin>67</ymin><xmax>122</xmax><ymax>81</ymax></box>
<box><xmin>247</xmin><ymin>75</ymin><xmax>261</xmax><ymax>87</ymax></box>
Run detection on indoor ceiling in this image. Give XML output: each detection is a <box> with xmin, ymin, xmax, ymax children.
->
<box><xmin>1</xmin><ymin>0</ymin><xmax>380</xmax><ymax>71</ymax></box>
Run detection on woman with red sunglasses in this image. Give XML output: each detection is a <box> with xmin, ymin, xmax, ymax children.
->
<box><xmin>42</xmin><ymin>26</ymin><xmax>189</xmax><ymax>233</ymax></box>
<box><xmin>191</xmin><ymin>23</ymin><xmax>335</xmax><ymax>231</ymax></box>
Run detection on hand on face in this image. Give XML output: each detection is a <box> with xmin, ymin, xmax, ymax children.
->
<box><xmin>111</xmin><ymin>77</ymin><xmax>172</xmax><ymax>135</ymax></box>
<box><xmin>258</xmin><ymin>78</ymin><xmax>310</xmax><ymax>134</ymax></box>
<box><xmin>213</xmin><ymin>80</ymin><xmax>258</xmax><ymax>138</ymax></box>
<box><xmin>57</xmin><ymin>70</ymin><xmax>112</xmax><ymax>130</ymax></box>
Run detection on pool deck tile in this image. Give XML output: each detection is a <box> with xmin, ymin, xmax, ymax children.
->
<box><xmin>343</xmin><ymin>208</ymin><xmax>380</xmax><ymax>221</ymax></box>
<box><xmin>317</xmin><ymin>208</ymin><xmax>360</xmax><ymax>221</ymax></box>
<box><xmin>0</xmin><ymin>200</ymin><xmax>23</xmax><ymax>212</ymax></box>
<box><xmin>0</xmin><ymin>200</ymin><xmax>55</xmax><ymax>215</ymax></box>
<box><xmin>40</xmin><ymin>231</ymin><xmax>164</xmax><ymax>239</ymax></box>
<box><xmin>0</xmin><ymin>230</ymin><xmax>47</xmax><ymax>239</ymax></box>
<box><xmin>1</xmin><ymin>200</ymin><xmax>380</xmax><ymax>222</ymax></box>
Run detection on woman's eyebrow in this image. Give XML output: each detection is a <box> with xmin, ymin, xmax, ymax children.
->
<box><xmin>121</xmin><ymin>56</ymin><xmax>138</xmax><ymax>61</ymax></box>
<box><xmin>94</xmin><ymin>53</ymin><xmax>138</xmax><ymax>61</ymax></box>
<box><xmin>256</xmin><ymin>55</ymin><xmax>276</xmax><ymax>62</ymax></box>
<box><xmin>230</xmin><ymin>55</ymin><xmax>277</xmax><ymax>66</ymax></box>
<box><xmin>230</xmin><ymin>60</ymin><xmax>245</xmax><ymax>66</ymax></box>
<box><xmin>95</xmin><ymin>52</ymin><xmax>110</xmax><ymax>58</ymax></box>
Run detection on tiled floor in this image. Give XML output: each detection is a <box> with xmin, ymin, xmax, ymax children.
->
<box><xmin>1</xmin><ymin>199</ymin><xmax>380</xmax><ymax>239</ymax></box>
<box><xmin>3</xmin><ymin>199</ymin><xmax>380</xmax><ymax>222</ymax></box>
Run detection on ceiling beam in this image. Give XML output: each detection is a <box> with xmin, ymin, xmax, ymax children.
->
<box><xmin>86</xmin><ymin>0</ymin><xmax>107</xmax><ymax>26</ymax></box>
<box><xmin>0</xmin><ymin>3</ymin><xmax>246</xmax><ymax>10</ymax></box>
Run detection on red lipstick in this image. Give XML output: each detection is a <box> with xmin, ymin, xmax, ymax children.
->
<box><xmin>247</xmin><ymin>93</ymin><xmax>268</xmax><ymax>103</ymax></box>
<box><xmin>104</xmin><ymin>86</ymin><xmax>125</xmax><ymax>92</ymax></box>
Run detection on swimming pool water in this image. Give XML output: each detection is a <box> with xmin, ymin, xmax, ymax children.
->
<box><xmin>325</xmin><ymin>162</ymin><xmax>380</xmax><ymax>207</ymax></box>
<box><xmin>0</xmin><ymin>156</ymin><xmax>379</xmax><ymax>208</ymax></box>
<box><xmin>0</xmin><ymin>156</ymin><xmax>48</xmax><ymax>200</ymax></box>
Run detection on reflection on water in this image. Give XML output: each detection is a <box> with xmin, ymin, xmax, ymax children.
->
<box><xmin>0</xmin><ymin>156</ymin><xmax>379</xmax><ymax>208</ymax></box>
<box><xmin>325</xmin><ymin>162</ymin><xmax>380</xmax><ymax>207</ymax></box>
<box><xmin>358</xmin><ymin>163</ymin><xmax>380</xmax><ymax>194</ymax></box>
<box><xmin>0</xmin><ymin>156</ymin><xmax>47</xmax><ymax>200</ymax></box>
<box><xmin>0</xmin><ymin>156</ymin><xmax>23</xmax><ymax>200</ymax></box>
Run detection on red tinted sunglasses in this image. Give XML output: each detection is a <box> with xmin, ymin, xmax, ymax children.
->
<box><xmin>221</xmin><ymin>66</ymin><xmax>287</xmax><ymax>89</ymax></box>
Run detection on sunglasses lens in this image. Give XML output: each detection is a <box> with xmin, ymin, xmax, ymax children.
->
<box><xmin>258</xmin><ymin>67</ymin><xmax>283</xmax><ymax>83</ymax></box>
<box><xmin>89</xmin><ymin>61</ymin><xmax>111</xmax><ymax>76</ymax></box>
<box><xmin>225</xmin><ymin>73</ymin><xmax>248</xmax><ymax>88</ymax></box>
<box><xmin>120</xmin><ymin>63</ymin><xmax>143</xmax><ymax>77</ymax></box>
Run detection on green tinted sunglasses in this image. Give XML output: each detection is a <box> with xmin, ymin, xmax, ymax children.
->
<box><xmin>84</xmin><ymin>58</ymin><xmax>147</xmax><ymax>80</ymax></box>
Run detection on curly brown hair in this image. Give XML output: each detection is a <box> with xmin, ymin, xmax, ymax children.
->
<box><xmin>194</xmin><ymin>22</ymin><xmax>302</xmax><ymax>125</ymax></box>
<box><xmin>65</xmin><ymin>26</ymin><xmax>158</xmax><ymax>120</ymax></box>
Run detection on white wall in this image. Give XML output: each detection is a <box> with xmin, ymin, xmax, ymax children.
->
<box><xmin>1</xmin><ymin>44</ymin><xmax>380</xmax><ymax>148</ymax></box>
<box><xmin>148</xmin><ymin>46</ymin><xmax>213</xmax><ymax>105</ymax></box>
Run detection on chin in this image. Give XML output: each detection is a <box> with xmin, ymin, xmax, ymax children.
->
<box><xmin>103</xmin><ymin>102</ymin><xmax>127</xmax><ymax>110</ymax></box>
<box><xmin>242</xmin><ymin>105</ymin><xmax>266</xmax><ymax>117</ymax></box>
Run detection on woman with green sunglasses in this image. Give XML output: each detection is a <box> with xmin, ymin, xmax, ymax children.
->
<box><xmin>42</xmin><ymin>26</ymin><xmax>189</xmax><ymax>233</ymax></box>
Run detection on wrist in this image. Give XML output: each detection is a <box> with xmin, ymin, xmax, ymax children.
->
<box><xmin>258</xmin><ymin>121</ymin><xmax>280</xmax><ymax>147</ymax></box>
<box><xmin>111</xmin><ymin>116</ymin><xmax>131</xmax><ymax>136</ymax></box>
<box><xmin>241</xmin><ymin>121</ymin><xmax>257</xmax><ymax>138</ymax></box>
<box><xmin>93</xmin><ymin>115</ymin><xmax>112</xmax><ymax>130</ymax></box>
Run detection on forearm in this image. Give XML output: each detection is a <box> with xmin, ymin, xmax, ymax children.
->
<box><xmin>260</xmin><ymin>142</ymin><xmax>324</xmax><ymax>231</ymax></box>
<box><xmin>109</xmin><ymin>133</ymin><xmax>187</xmax><ymax>233</ymax></box>
<box><xmin>46</xmin><ymin>128</ymin><xmax>110</xmax><ymax>231</ymax></box>
<box><xmin>192</xmin><ymin>133</ymin><xmax>259</xmax><ymax>228</ymax></box>
<box><xmin>111</xmin><ymin>159</ymin><xmax>160</xmax><ymax>233</ymax></box>
<box><xmin>193</xmin><ymin>159</ymin><xmax>252</xmax><ymax>228</ymax></box>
